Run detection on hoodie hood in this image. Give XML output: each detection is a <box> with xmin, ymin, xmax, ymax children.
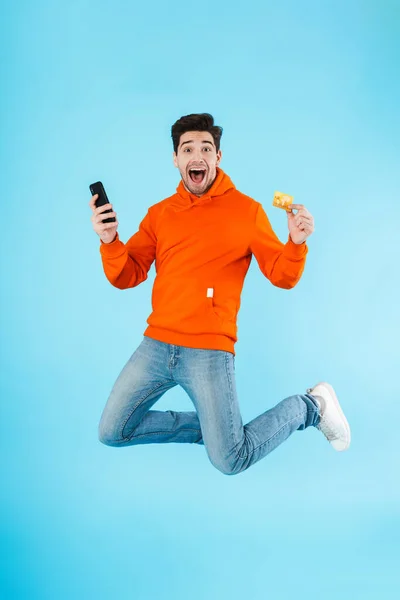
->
<box><xmin>170</xmin><ymin>167</ymin><xmax>236</xmax><ymax>212</ymax></box>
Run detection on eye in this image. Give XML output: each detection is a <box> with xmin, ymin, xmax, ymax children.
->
<box><xmin>183</xmin><ymin>146</ymin><xmax>211</xmax><ymax>152</ymax></box>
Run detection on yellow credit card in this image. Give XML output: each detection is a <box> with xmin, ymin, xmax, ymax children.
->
<box><xmin>273</xmin><ymin>191</ymin><xmax>293</xmax><ymax>211</ymax></box>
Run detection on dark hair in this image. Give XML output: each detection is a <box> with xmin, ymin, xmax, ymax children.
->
<box><xmin>171</xmin><ymin>113</ymin><xmax>223</xmax><ymax>154</ymax></box>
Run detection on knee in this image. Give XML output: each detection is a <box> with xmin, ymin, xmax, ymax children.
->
<box><xmin>213</xmin><ymin>463</ymin><xmax>242</xmax><ymax>476</ymax></box>
<box><xmin>209</xmin><ymin>455</ymin><xmax>243</xmax><ymax>476</ymax></box>
<box><xmin>98</xmin><ymin>430</ymin><xmax>113</xmax><ymax>446</ymax></box>
<box><xmin>98</xmin><ymin>423</ymin><xmax>120</xmax><ymax>446</ymax></box>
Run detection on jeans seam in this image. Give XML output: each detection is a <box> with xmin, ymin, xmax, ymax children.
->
<box><xmin>238</xmin><ymin>410</ymin><xmax>305</xmax><ymax>459</ymax></box>
<box><xmin>224</xmin><ymin>352</ymin><xmax>240</xmax><ymax>450</ymax></box>
<box><xmin>129</xmin><ymin>428</ymin><xmax>202</xmax><ymax>440</ymax></box>
<box><xmin>120</xmin><ymin>381</ymin><xmax>167</xmax><ymax>440</ymax></box>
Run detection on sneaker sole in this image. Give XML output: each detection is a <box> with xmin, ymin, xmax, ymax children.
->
<box><xmin>312</xmin><ymin>382</ymin><xmax>351</xmax><ymax>451</ymax></box>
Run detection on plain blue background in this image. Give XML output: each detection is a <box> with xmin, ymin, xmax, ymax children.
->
<box><xmin>1</xmin><ymin>0</ymin><xmax>399</xmax><ymax>598</ymax></box>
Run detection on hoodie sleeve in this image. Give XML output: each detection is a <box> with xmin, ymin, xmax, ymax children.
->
<box><xmin>249</xmin><ymin>203</ymin><xmax>308</xmax><ymax>289</ymax></box>
<box><xmin>99</xmin><ymin>208</ymin><xmax>157</xmax><ymax>289</ymax></box>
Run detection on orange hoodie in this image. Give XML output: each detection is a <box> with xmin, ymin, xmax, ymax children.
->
<box><xmin>99</xmin><ymin>167</ymin><xmax>308</xmax><ymax>356</ymax></box>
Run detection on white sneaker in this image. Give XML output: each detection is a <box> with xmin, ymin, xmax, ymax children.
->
<box><xmin>306</xmin><ymin>382</ymin><xmax>351</xmax><ymax>451</ymax></box>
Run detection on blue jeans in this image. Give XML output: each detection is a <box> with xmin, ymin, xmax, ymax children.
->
<box><xmin>98</xmin><ymin>336</ymin><xmax>321</xmax><ymax>475</ymax></box>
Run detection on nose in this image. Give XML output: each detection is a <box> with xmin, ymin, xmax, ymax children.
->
<box><xmin>191</xmin><ymin>159</ymin><xmax>206</xmax><ymax>168</ymax></box>
<box><xmin>192</xmin><ymin>148</ymin><xmax>204</xmax><ymax>162</ymax></box>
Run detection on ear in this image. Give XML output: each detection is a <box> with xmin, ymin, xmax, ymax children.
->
<box><xmin>216</xmin><ymin>149</ymin><xmax>222</xmax><ymax>166</ymax></box>
<box><xmin>173</xmin><ymin>151</ymin><xmax>178</xmax><ymax>168</ymax></box>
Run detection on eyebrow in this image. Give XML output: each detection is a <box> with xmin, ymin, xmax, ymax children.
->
<box><xmin>180</xmin><ymin>140</ymin><xmax>214</xmax><ymax>147</ymax></box>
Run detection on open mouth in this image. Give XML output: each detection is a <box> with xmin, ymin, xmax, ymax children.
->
<box><xmin>189</xmin><ymin>168</ymin><xmax>206</xmax><ymax>184</ymax></box>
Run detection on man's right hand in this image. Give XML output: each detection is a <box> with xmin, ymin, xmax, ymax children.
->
<box><xmin>89</xmin><ymin>194</ymin><xmax>119</xmax><ymax>244</ymax></box>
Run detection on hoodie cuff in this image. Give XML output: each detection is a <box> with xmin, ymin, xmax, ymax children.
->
<box><xmin>99</xmin><ymin>232</ymin><xmax>126</xmax><ymax>258</ymax></box>
<box><xmin>284</xmin><ymin>234</ymin><xmax>308</xmax><ymax>258</ymax></box>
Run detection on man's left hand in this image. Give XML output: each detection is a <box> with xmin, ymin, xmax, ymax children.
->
<box><xmin>287</xmin><ymin>204</ymin><xmax>315</xmax><ymax>244</ymax></box>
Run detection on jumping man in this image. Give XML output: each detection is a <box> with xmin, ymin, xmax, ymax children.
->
<box><xmin>89</xmin><ymin>113</ymin><xmax>351</xmax><ymax>476</ymax></box>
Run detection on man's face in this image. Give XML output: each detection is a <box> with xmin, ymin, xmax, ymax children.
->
<box><xmin>173</xmin><ymin>131</ymin><xmax>222</xmax><ymax>197</ymax></box>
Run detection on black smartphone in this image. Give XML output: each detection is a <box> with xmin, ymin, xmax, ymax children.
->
<box><xmin>89</xmin><ymin>181</ymin><xmax>116</xmax><ymax>223</ymax></box>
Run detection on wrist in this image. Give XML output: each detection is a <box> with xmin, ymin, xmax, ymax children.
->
<box><xmin>289</xmin><ymin>233</ymin><xmax>306</xmax><ymax>245</ymax></box>
<box><xmin>101</xmin><ymin>233</ymin><xmax>117</xmax><ymax>244</ymax></box>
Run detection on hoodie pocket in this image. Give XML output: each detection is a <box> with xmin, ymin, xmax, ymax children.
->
<box><xmin>206</xmin><ymin>286</ymin><xmax>238</xmax><ymax>324</ymax></box>
<box><xmin>206</xmin><ymin>287</ymin><xmax>223</xmax><ymax>322</ymax></box>
<box><xmin>148</xmin><ymin>277</ymin><xmax>226</xmax><ymax>334</ymax></box>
